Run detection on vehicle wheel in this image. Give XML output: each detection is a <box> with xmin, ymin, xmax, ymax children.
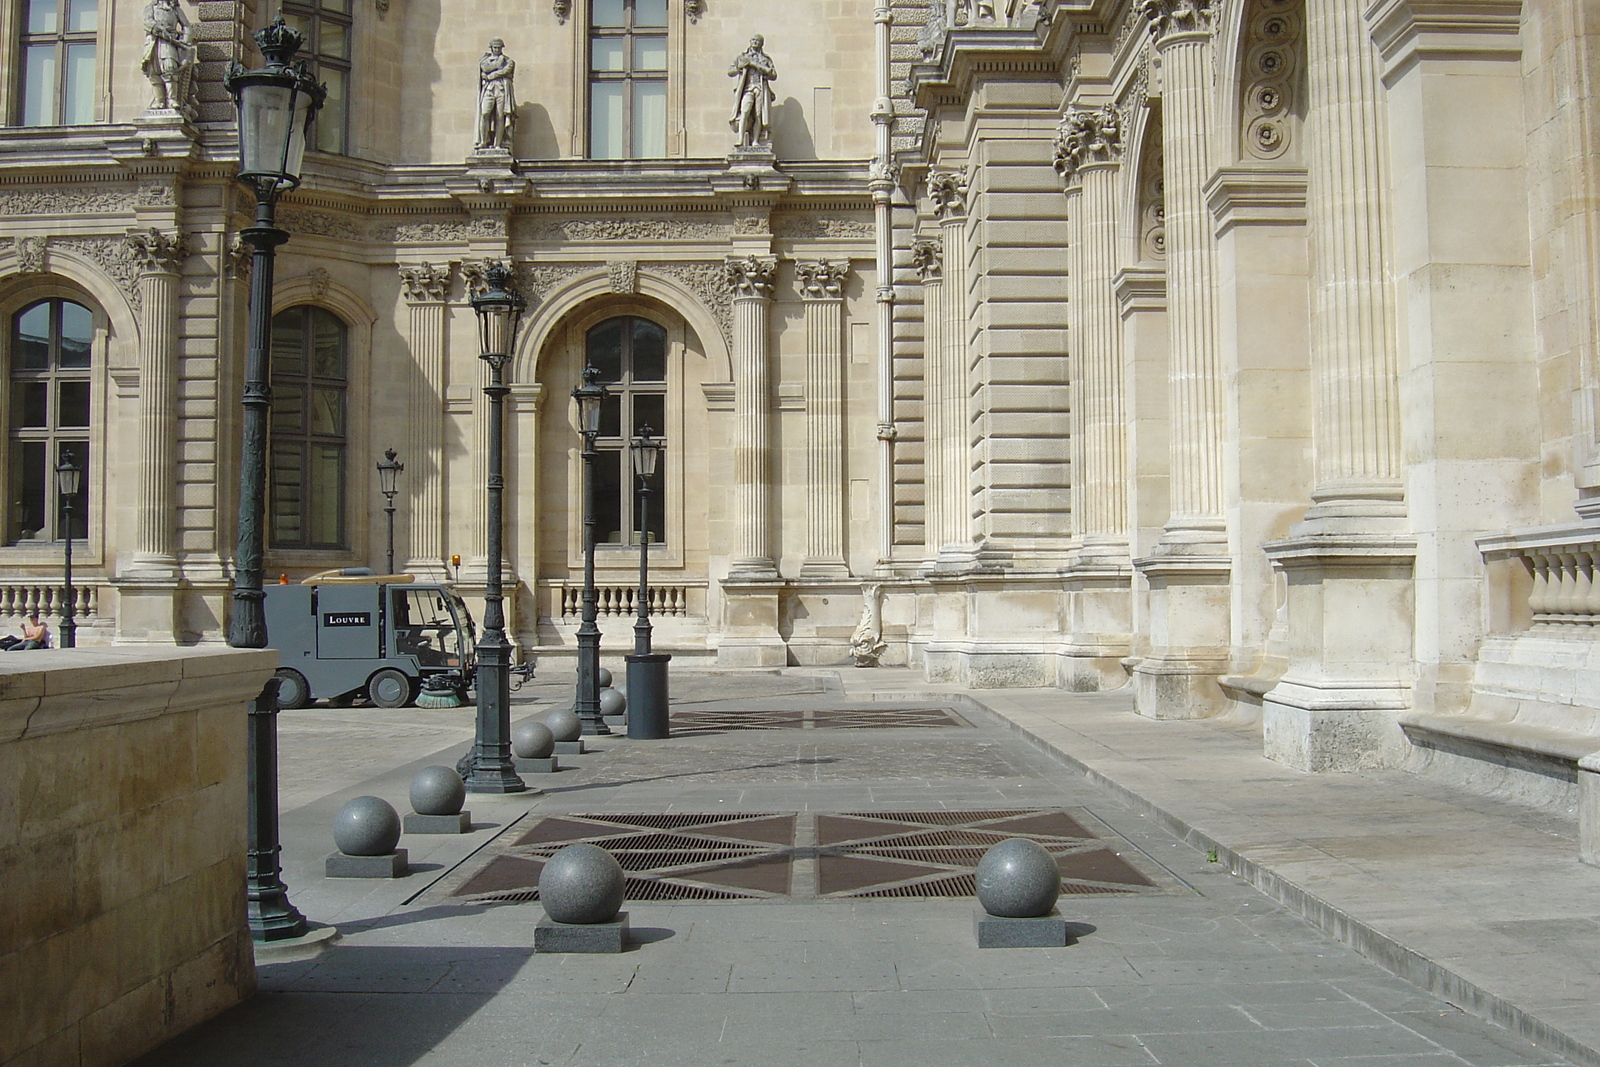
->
<box><xmin>367</xmin><ymin>667</ymin><xmax>416</xmax><ymax>709</ymax></box>
<box><xmin>275</xmin><ymin>668</ymin><xmax>312</xmax><ymax>710</ymax></box>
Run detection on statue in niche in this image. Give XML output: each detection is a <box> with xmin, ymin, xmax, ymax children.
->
<box><xmin>140</xmin><ymin>0</ymin><xmax>194</xmax><ymax>113</ymax></box>
<box><xmin>728</xmin><ymin>34</ymin><xmax>777</xmax><ymax>148</ymax></box>
<box><xmin>475</xmin><ymin>38</ymin><xmax>517</xmax><ymax>151</ymax></box>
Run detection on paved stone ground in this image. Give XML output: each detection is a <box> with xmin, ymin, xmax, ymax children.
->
<box><xmin>132</xmin><ymin>671</ymin><xmax>1575</xmax><ymax>1067</ymax></box>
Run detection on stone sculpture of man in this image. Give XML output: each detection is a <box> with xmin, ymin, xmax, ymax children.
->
<box><xmin>476</xmin><ymin>38</ymin><xmax>517</xmax><ymax>151</ymax></box>
<box><xmin>140</xmin><ymin>0</ymin><xmax>194</xmax><ymax>113</ymax></box>
<box><xmin>728</xmin><ymin>34</ymin><xmax>777</xmax><ymax>149</ymax></box>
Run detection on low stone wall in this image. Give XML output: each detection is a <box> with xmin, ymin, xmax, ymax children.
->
<box><xmin>0</xmin><ymin>646</ymin><xmax>278</xmax><ymax>1067</ymax></box>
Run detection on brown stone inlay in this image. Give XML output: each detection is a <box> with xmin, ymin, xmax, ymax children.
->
<box><xmin>682</xmin><ymin>854</ymin><xmax>794</xmax><ymax>894</ymax></box>
<box><xmin>690</xmin><ymin>815</ymin><xmax>798</xmax><ymax>846</ymax></box>
<box><xmin>816</xmin><ymin>814</ymin><xmax>935</xmax><ymax>845</ymax></box>
<box><xmin>1057</xmin><ymin>848</ymin><xmax>1155</xmax><ymax>887</ymax></box>
<box><xmin>514</xmin><ymin>816</ymin><xmax>621</xmax><ymax>847</ymax></box>
<box><xmin>456</xmin><ymin>854</ymin><xmax>545</xmax><ymax>896</ymax></box>
<box><xmin>817</xmin><ymin>854</ymin><xmax>948</xmax><ymax>894</ymax></box>
<box><xmin>982</xmin><ymin>811</ymin><xmax>1095</xmax><ymax>839</ymax></box>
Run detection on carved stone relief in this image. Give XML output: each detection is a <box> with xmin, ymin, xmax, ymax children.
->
<box><xmin>1053</xmin><ymin>105</ymin><xmax>1125</xmax><ymax>189</ymax></box>
<box><xmin>516</xmin><ymin>216</ymin><xmax>730</xmax><ymax>242</ymax></box>
<box><xmin>520</xmin><ymin>264</ymin><xmax>587</xmax><ymax>302</ymax></box>
<box><xmin>1239</xmin><ymin>0</ymin><xmax>1303</xmax><ymax>162</ymax></box>
<box><xmin>135</xmin><ymin>183</ymin><xmax>176</xmax><ymax>208</ymax></box>
<box><xmin>376</xmin><ymin>217</ymin><xmax>502</xmax><ymax>243</ymax></box>
<box><xmin>398</xmin><ymin>262</ymin><xmax>454</xmax><ymax>303</ymax></box>
<box><xmin>795</xmin><ymin>260</ymin><xmax>850</xmax><ymax>300</ymax></box>
<box><xmin>17</xmin><ymin>237</ymin><xmax>47</xmax><ymax>274</ymax></box>
<box><xmin>123</xmin><ymin>227</ymin><xmax>189</xmax><ymax>274</ymax></box>
<box><xmin>607</xmin><ymin>260</ymin><xmax>639</xmax><ymax>294</ymax></box>
<box><xmin>55</xmin><ymin>237</ymin><xmax>144</xmax><ymax>310</ymax></box>
<box><xmin>1141</xmin><ymin>0</ymin><xmax>1216</xmax><ymax>40</ymax></box>
<box><xmin>650</xmin><ymin>261</ymin><xmax>733</xmax><ymax>350</ymax></box>
<box><xmin>306</xmin><ymin>268</ymin><xmax>332</xmax><ymax>300</ymax></box>
<box><xmin>773</xmin><ymin>215</ymin><xmax>875</xmax><ymax>239</ymax></box>
<box><xmin>277</xmin><ymin>208</ymin><xmax>363</xmax><ymax>241</ymax></box>
<box><xmin>224</xmin><ymin>233</ymin><xmax>252</xmax><ymax>281</ymax></box>
<box><xmin>911</xmin><ymin>236</ymin><xmax>943</xmax><ymax>282</ymax></box>
<box><xmin>686</xmin><ymin>0</ymin><xmax>704</xmax><ymax>22</ymax></box>
<box><xmin>1138</xmin><ymin>143</ymin><xmax>1166</xmax><ymax>262</ymax></box>
<box><xmin>0</xmin><ymin>189</ymin><xmax>135</xmax><ymax>216</ymax></box>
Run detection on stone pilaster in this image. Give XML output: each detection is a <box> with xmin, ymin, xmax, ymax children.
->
<box><xmin>797</xmin><ymin>259</ymin><xmax>851</xmax><ymax>577</ymax></box>
<box><xmin>726</xmin><ymin>254</ymin><xmax>779</xmax><ymax>577</ymax></box>
<box><xmin>930</xmin><ymin>170</ymin><xmax>975</xmax><ymax>569</ymax></box>
<box><xmin>913</xmin><ymin>235</ymin><xmax>948</xmax><ymax>563</ymax></box>
<box><xmin>399</xmin><ymin>262</ymin><xmax>454</xmax><ymax>579</ymax></box>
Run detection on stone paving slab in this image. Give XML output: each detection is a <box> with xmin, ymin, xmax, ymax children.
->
<box><xmin>128</xmin><ymin>670</ymin><xmax>1582</xmax><ymax>1067</ymax></box>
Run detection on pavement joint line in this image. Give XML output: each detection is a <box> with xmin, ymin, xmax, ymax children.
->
<box><xmin>397</xmin><ymin>810</ymin><xmax>533</xmax><ymax>907</ymax></box>
<box><xmin>930</xmin><ymin>686</ymin><xmax>1600</xmax><ymax>1067</ymax></box>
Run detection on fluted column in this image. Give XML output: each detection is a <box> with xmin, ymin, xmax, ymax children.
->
<box><xmin>1146</xmin><ymin>0</ymin><xmax>1225</xmax><ymax>549</ymax></box>
<box><xmin>124</xmin><ymin>228</ymin><xmax>188</xmax><ymax>576</ymax></box>
<box><xmin>727</xmin><ymin>255</ymin><xmax>778</xmax><ymax>576</ymax></box>
<box><xmin>1299</xmin><ymin>0</ymin><xmax>1402</xmax><ymax>527</ymax></box>
<box><xmin>1055</xmin><ymin>105</ymin><xmax>1130</xmax><ymax>558</ymax></box>
<box><xmin>798</xmin><ymin>260</ymin><xmax>851</xmax><ymax>577</ymax></box>
<box><xmin>461</xmin><ymin>260</ymin><xmax>501</xmax><ymax>579</ymax></box>
<box><xmin>914</xmin><ymin>235</ymin><xmax>947</xmax><ymax>562</ymax></box>
<box><xmin>398</xmin><ymin>262</ymin><xmax>454</xmax><ymax>577</ymax></box>
<box><xmin>931</xmin><ymin>171</ymin><xmax>972</xmax><ymax>566</ymax></box>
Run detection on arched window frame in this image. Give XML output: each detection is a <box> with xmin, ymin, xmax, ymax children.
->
<box><xmin>0</xmin><ymin>284</ymin><xmax>108</xmax><ymax>565</ymax></box>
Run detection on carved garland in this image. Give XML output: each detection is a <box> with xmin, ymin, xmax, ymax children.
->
<box><xmin>1239</xmin><ymin>0</ymin><xmax>1303</xmax><ymax>162</ymax></box>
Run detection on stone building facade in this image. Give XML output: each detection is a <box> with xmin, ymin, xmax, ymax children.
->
<box><xmin>3</xmin><ymin>0</ymin><xmax>1600</xmax><ymax>803</ymax></box>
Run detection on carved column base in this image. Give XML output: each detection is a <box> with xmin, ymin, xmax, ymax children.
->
<box><xmin>1130</xmin><ymin>554</ymin><xmax>1232</xmax><ymax>719</ymax></box>
<box><xmin>1057</xmin><ymin>560</ymin><xmax>1133</xmax><ymax>693</ymax></box>
<box><xmin>1259</xmin><ymin>534</ymin><xmax>1416</xmax><ymax>771</ymax></box>
<box><xmin>716</xmin><ymin>577</ymin><xmax>787</xmax><ymax>667</ymax></box>
<box><xmin>799</xmin><ymin>557</ymin><xmax>851</xmax><ymax>579</ymax></box>
<box><xmin>113</xmin><ymin>577</ymin><xmax>183</xmax><ymax>645</ymax></box>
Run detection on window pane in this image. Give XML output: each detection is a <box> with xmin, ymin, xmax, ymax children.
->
<box><xmin>587</xmin><ymin>320</ymin><xmax>624</xmax><ymax>382</ymax></box>
<box><xmin>274</xmin><ymin>386</ymin><xmax>305</xmax><ymax>434</ymax></box>
<box><xmin>58</xmin><ymin>302</ymin><xmax>92</xmax><ymax>367</ymax></box>
<box><xmin>633</xmin><ymin>394</ymin><xmax>664</xmax><ymax>437</ymax></box>
<box><xmin>271</xmin><ymin>310</ymin><xmax>305</xmax><ymax>377</ymax></box>
<box><xmin>271</xmin><ymin>441</ymin><xmax>305</xmax><ymax>544</ymax></box>
<box><xmin>634</xmin><ymin>36</ymin><xmax>667</xmax><ymax>72</ymax></box>
<box><xmin>591</xmin><ymin>0</ymin><xmax>625</xmax><ymax>26</ymax></box>
<box><xmin>63</xmin><ymin>42</ymin><xmax>94</xmax><ymax>124</ymax></box>
<box><xmin>26</xmin><ymin>0</ymin><xmax>59</xmax><ymax>34</ymax></box>
<box><xmin>12</xmin><ymin>383</ymin><xmax>47</xmax><ymax>428</ymax></box>
<box><xmin>591</xmin><ymin>38</ymin><xmax>625</xmax><ymax>72</ymax></box>
<box><xmin>632</xmin><ymin>319</ymin><xmax>667</xmax><ymax>381</ymax></box>
<box><xmin>322</xmin><ymin>0</ymin><xmax>353</xmax><ymax>12</ymax></box>
<box><xmin>643</xmin><ymin>453</ymin><xmax>666</xmax><ymax>546</ymax></box>
<box><xmin>310</xmin><ymin>387</ymin><xmax>343</xmax><ymax>435</ymax></box>
<box><xmin>57</xmin><ymin>440</ymin><xmax>87</xmax><ymax>537</ymax></box>
<box><xmin>311</xmin><ymin>310</ymin><xmax>345</xmax><ymax>377</ymax></box>
<box><xmin>633</xmin><ymin>81</ymin><xmax>667</xmax><ymax>158</ymax></box>
<box><xmin>634</xmin><ymin>0</ymin><xmax>668</xmax><ymax>27</ymax></box>
<box><xmin>23</xmin><ymin>45</ymin><xmax>58</xmax><ymax>127</ymax></box>
<box><xmin>281</xmin><ymin>12</ymin><xmax>311</xmax><ymax>38</ymax></box>
<box><xmin>309</xmin><ymin>445</ymin><xmax>342</xmax><ymax>545</ymax></box>
<box><xmin>316</xmin><ymin>68</ymin><xmax>347</xmax><ymax>153</ymax></box>
<box><xmin>14</xmin><ymin>304</ymin><xmax>51</xmax><ymax>369</ymax></box>
<box><xmin>57</xmin><ymin>381</ymin><xmax>89</xmax><ymax>427</ymax></box>
<box><xmin>11</xmin><ymin>441</ymin><xmax>46</xmax><ymax>543</ymax></box>
<box><xmin>590</xmin><ymin>82</ymin><xmax>626</xmax><ymax>159</ymax></box>
<box><xmin>321</xmin><ymin>20</ymin><xmax>349</xmax><ymax>59</ymax></box>
<box><xmin>599</xmin><ymin>394</ymin><xmax>622</xmax><ymax>439</ymax></box>
<box><xmin>594</xmin><ymin>449</ymin><xmax>623</xmax><ymax>544</ymax></box>
<box><xmin>67</xmin><ymin>0</ymin><xmax>96</xmax><ymax>31</ymax></box>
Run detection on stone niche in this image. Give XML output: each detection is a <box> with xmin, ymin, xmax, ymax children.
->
<box><xmin>0</xmin><ymin>645</ymin><xmax>278</xmax><ymax>1067</ymax></box>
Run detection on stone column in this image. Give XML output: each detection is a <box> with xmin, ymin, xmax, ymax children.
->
<box><xmin>797</xmin><ymin>259</ymin><xmax>851</xmax><ymax>577</ymax></box>
<box><xmin>726</xmin><ymin>254</ymin><xmax>778</xmax><ymax>577</ymax></box>
<box><xmin>930</xmin><ymin>171</ymin><xmax>974</xmax><ymax>568</ymax></box>
<box><xmin>913</xmin><ymin>235</ymin><xmax>947</xmax><ymax>563</ymax></box>
<box><xmin>398</xmin><ymin>262</ymin><xmax>453</xmax><ymax>579</ymax></box>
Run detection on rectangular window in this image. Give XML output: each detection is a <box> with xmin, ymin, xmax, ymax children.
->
<box><xmin>280</xmin><ymin>0</ymin><xmax>352</xmax><ymax>154</ymax></box>
<box><xmin>17</xmin><ymin>0</ymin><xmax>97</xmax><ymax>126</ymax></box>
<box><xmin>588</xmin><ymin>0</ymin><xmax>667</xmax><ymax>159</ymax></box>
<box><xmin>269</xmin><ymin>306</ymin><xmax>348</xmax><ymax>549</ymax></box>
<box><xmin>7</xmin><ymin>299</ymin><xmax>92</xmax><ymax>544</ymax></box>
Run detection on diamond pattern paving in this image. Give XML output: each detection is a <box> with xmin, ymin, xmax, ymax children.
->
<box><xmin>667</xmin><ymin>705</ymin><xmax>971</xmax><ymax>733</ymax></box>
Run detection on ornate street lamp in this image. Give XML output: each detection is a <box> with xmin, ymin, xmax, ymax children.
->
<box><xmin>572</xmin><ymin>366</ymin><xmax>610</xmax><ymax>735</ymax></box>
<box><xmin>465</xmin><ymin>262</ymin><xmax>529</xmax><ymax>794</ymax></box>
<box><xmin>55</xmin><ymin>456</ymin><xmax>80</xmax><ymax>649</ymax></box>
<box><xmin>626</xmin><ymin>428</ymin><xmax>671</xmax><ymax>739</ymax></box>
<box><xmin>224</xmin><ymin>16</ymin><xmax>325</xmax><ymax>943</ymax></box>
<box><xmin>376</xmin><ymin>448</ymin><xmax>403</xmax><ymax>575</ymax></box>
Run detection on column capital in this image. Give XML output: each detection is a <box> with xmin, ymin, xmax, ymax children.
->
<box><xmin>1054</xmin><ymin>104</ymin><xmax>1126</xmax><ymax>189</ymax></box>
<box><xmin>399</xmin><ymin>261</ymin><xmax>456</xmax><ymax>304</ymax></box>
<box><xmin>795</xmin><ymin>259</ymin><xmax>850</xmax><ymax>300</ymax></box>
<box><xmin>1141</xmin><ymin>0</ymin><xmax>1217</xmax><ymax>44</ymax></box>
<box><xmin>928</xmin><ymin>170</ymin><xmax>969</xmax><ymax>220</ymax></box>
<box><xmin>911</xmin><ymin>236</ymin><xmax>944</xmax><ymax>282</ymax></box>
<box><xmin>123</xmin><ymin>227</ymin><xmax>188</xmax><ymax>276</ymax></box>
<box><xmin>725</xmin><ymin>254</ymin><xmax>777</xmax><ymax>300</ymax></box>
<box><xmin>462</xmin><ymin>258</ymin><xmax>521</xmax><ymax>300</ymax></box>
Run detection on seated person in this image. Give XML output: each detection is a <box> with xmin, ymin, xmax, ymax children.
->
<box><xmin>18</xmin><ymin>614</ymin><xmax>49</xmax><ymax>650</ymax></box>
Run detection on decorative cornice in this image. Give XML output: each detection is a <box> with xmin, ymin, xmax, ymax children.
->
<box><xmin>1364</xmin><ymin>0</ymin><xmax>1523</xmax><ymax>82</ymax></box>
<box><xmin>123</xmin><ymin>227</ymin><xmax>189</xmax><ymax>275</ymax></box>
<box><xmin>1141</xmin><ymin>0</ymin><xmax>1217</xmax><ymax>43</ymax></box>
<box><xmin>927</xmin><ymin>170</ymin><xmax>969</xmax><ymax>219</ymax></box>
<box><xmin>795</xmin><ymin>259</ymin><xmax>850</xmax><ymax>300</ymax></box>
<box><xmin>1053</xmin><ymin>104</ymin><xmax>1124</xmax><ymax>188</ymax></box>
<box><xmin>911</xmin><ymin>236</ymin><xmax>943</xmax><ymax>282</ymax></box>
<box><xmin>398</xmin><ymin>261</ymin><xmax>454</xmax><ymax>304</ymax></box>
<box><xmin>725</xmin><ymin>254</ymin><xmax>777</xmax><ymax>300</ymax></box>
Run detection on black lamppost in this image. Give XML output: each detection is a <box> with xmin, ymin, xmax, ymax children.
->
<box><xmin>225</xmin><ymin>16</ymin><xmax>325</xmax><ymax>943</ymax></box>
<box><xmin>626</xmin><ymin>428</ymin><xmax>671</xmax><ymax>739</ymax></box>
<box><xmin>55</xmin><ymin>457</ymin><xmax>80</xmax><ymax>649</ymax></box>
<box><xmin>572</xmin><ymin>367</ymin><xmax>609</xmax><ymax>735</ymax></box>
<box><xmin>464</xmin><ymin>263</ymin><xmax>528</xmax><ymax>794</ymax></box>
<box><xmin>376</xmin><ymin>448</ymin><xmax>403</xmax><ymax>574</ymax></box>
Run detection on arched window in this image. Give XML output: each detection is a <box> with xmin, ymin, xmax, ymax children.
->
<box><xmin>7</xmin><ymin>298</ymin><xmax>91</xmax><ymax>544</ymax></box>
<box><xmin>588</xmin><ymin>0</ymin><xmax>667</xmax><ymax>159</ymax></box>
<box><xmin>270</xmin><ymin>306</ymin><xmax>347</xmax><ymax>549</ymax></box>
<box><xmin>587</xmin><ymin>315</ymin><xmax>666</xmax><ymax>545</ymax></box>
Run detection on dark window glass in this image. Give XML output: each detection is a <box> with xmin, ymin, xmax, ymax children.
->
<box><xmin>7</xmin><ymin>298</ymin><xmax>92</xmax><ymax>543</ymax></box>
<box><xmin>583</xmin><ymin>315</ymin><xmax>670</xmax><ymax>547</ymax></box>
<box><xmin>269</xmin><ymin>306</ymin><xmax>347</xmax><ymax>549</ymax></box>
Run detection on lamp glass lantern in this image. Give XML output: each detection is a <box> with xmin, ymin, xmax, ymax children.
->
<box><xmin>376</xmin><ymin>448</ymin><xmax>402</xmax><ymax>497</ymax></box>
<box><xmin>631</xmin><ymin>427</ymin><xmax>663</xmax><ymax>480</ymax></box>
<box><xmin>225</xmin><ymin>18</ymin><xmax>325</xmax><ymax>199</ymax></box>
<box><xmin>471</xmin><ymin>264</ymin><xmax>526</xmax><ymax>369</ymax></box>
<box><xmin>55</xmin><ymin>456</ymin><xmax>81</xmax><ymax>504</ymax></box>
<box><xmin>573</xmin><ymin>366</ymin><xmax>608</xmax><ymax>436</ymax></box>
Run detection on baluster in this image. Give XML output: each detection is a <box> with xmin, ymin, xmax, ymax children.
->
<box><xmin>1529</xmin><ymin>553</ymin><xmax>1553</xmax><ymax>625</ymax></box>
<box><xmin>1559</xmin><ymin>553</ymin><xmax>1581</xmax><ymax>626</ymax></box>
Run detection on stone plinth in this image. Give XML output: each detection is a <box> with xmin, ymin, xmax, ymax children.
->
<box><xmin>974</xmin><ymin>907</ymin><xmax>1071</xmax><ymax>949</ymax></box>
<box><xmin>325</xmin><ymin>850</ymin><xmax>410</xmax><ymax>878</ymax></box>
<box><xmin>535</xmin><ymin>913</ymin><xmax>630</xmax><ymax>954</ymax></box>
<box><xmin>553</xmin><ymin>740</ymin><xmax>585</xmax><ymax>755</ymax></box>
<box><xmin>513</xmin><ymin>756</ymin><xmax>560</xmax><ymax>773</ymax></box>
<box><xmin>403</xmin><ymin>812</ymin><xmax>473</xmax><ymax>834</ymax></box>
<box><xmin>1580</xmin><ymin>754</ymin><xmax>1600</xmax><ymax>868</ymax></box>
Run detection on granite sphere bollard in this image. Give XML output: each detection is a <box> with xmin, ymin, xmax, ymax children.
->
<box><xmin>544</xmin><ymin>707</ymin><xmax>582</xmax><ymax>742</ymax></box>
<box><xmin>596</xmin><ymin>667</ymin><xmax>613</xmax><ymax>688</ymax></box>
<box><xmin>332</xmin><ymin>796</ymin><xmax>402</xmax><ymax>857</ymax></box>
<box><xmin>512</xmin><ymin>720</ymin><xmax>556</xmax><ymax>759</ymax></box>
<box><xmin>539</xmin><ymin>843</ymin><xmax>626</xmax><ymax>924</ymax></box>
<box><xmin>975</xmin><ymin>838</ymin><xmax>1061</xmax><ymax>918</ymax></box>
<box><xmin>599</xmin><ymin>687</ymin><xmax>627</xmax><ymax>717</ymax></box>
<box><xmin>409</xmin><ymin>766</ymin><xmax>466</xmax><ymax>816</ymax></box>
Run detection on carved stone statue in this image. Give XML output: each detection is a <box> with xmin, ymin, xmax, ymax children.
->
<box><xmin>728</xmin><ymin>34</ymin><xmax>777</xmax><ymax>149</ymax></box>
<box><xmin>851</xmin><ymin>583</ymin><xmax>888</xmax><ymax>668</ymax></box>
<box><xmin>475</xmin><ymin>38</ymin><xmax>517</xmax><ymax>151</ymax></box>
<box><xmin>140</xmin><ymin>0</ymin><xmax>194</xmax><ymax>114</ymax></box>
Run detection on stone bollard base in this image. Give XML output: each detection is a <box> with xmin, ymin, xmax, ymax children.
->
<box><xmin>513</xmin><ymin>756</ymin><xmax>560</xmax><ymax>773</ymax></box>
<box><xmin>326</xmin><ymin>850</ymin><xmax>409</xmax><ymax>878</ymax></box>
<box><xmin>974</xmin><ymin>906</ymin><xmax>1070</xmax><ymax>949</ymax></box>
<box><xmin>553</xmin><ymin>739</ymin><xmax>586</xmax><ymax>755</ymax></box>
<box><xmin>404</xmin><ymin>812</ymin><xmax>472</xmax><ymax>834</ymax></box>
<box><xmin>535</xmin><ymin>912</ymin><xmax>630</xmax><ymax>953</ymax></box>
